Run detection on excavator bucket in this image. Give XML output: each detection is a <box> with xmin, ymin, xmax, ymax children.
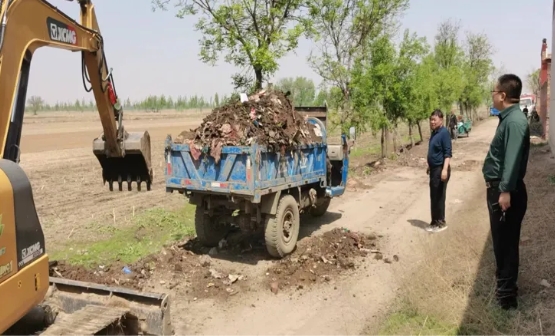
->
<box><xmin>40</xmin><ymin>277</ymin><xmax>172</xmax><ymax>335</ymax></box>
<box><xmin>93</xmin><ymin>131</ymin><xmax>153</xmax><ymax>191</ymax></box>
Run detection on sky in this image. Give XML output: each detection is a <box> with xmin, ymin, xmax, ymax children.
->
<box><xmin>27</xmin><ymin>0</ymin><xmax>552</xmax><ymax>103</ymax></box>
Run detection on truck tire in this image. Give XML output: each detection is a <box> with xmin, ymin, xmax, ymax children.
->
<box><xmin>309</xmin><ymin>197</ymin><xmax>331</xmax><ymax>217</ymax></box>
<box><xmin>194</xmin><ymin>206</ymin><xmax>229</xmax><ymax>247</ymax></box>
<box><xmin>264</xmin><ymin>194</ymin><xmax>300</xmax><ymax>258</ymax></box>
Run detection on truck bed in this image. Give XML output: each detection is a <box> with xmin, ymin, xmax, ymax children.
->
<box><xmin>165</xmin><ymin>140</ymin><xmax>328</xmax><ymax>202</ymax></box>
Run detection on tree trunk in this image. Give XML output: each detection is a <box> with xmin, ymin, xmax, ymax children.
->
<box><xmin>254</xmin><ymin>68</ymin><xmax>263</xmax><ymax>91</ymax></box>
<box><xmin>380</xmin><ymin>127</ymin><xmax>386</xmax><ymax>158</ymax></box>
<box><xmin>392</xmin><ymin>126</ymin><xmax>398</xmax><ymax>153</ymax></box>
<box><xmin>339</xmin><ymin>92</ymin><xmax>350</xmax><ymax>125</ymax></box>
<box><xmin>417</xmin><ymin>121</ymin><xmax>423</xmax><ymax>142</ymax></box>
<box><xmin>408</xmin><ymin>121</ymin><xmax>414</xmax><ymax>147</ymax></box>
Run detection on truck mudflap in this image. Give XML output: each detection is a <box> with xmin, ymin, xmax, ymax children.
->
<box><xmin>44</xmin><ymin>277</ymin><xmax>171</xmax><ymax>335</ymax></box>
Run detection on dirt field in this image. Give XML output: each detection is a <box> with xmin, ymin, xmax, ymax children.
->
<box><xmin>16</xmin><ymin>108</ymin><xmax>507</xmax><ymax>333</ymax></box>
<box><xmin>20</xmin><ymin>111</ymin><xmax>205</xmax><ymax>246</ymax></box>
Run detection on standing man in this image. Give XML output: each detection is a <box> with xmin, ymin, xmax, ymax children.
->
<box><xmin>523</xmin><ymin>105</ymin><xmax>529</xmax><ymax>117</ymax></box>
<box><xmin>448</xmin><ymin>110</ymin><xmax>458</xmax><ymax>140</ymax></box>
<box><xmin>483</xmin><ymin>74</ymin><xmax>530</xmax><ymax>310</ymax></box>
<box><xmin>426</xmin><ymin>109</ymin><xmax>452</xmax><ymax>233</ymax></box>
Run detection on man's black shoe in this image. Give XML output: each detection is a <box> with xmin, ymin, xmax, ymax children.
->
<box><xmin>497</xmin><ymin>296</ymin><xmax>518</xmax><ymax>310</ymax></box>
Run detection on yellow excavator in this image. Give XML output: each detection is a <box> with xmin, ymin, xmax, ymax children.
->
<box><xmin>0</xmin><ymin>0</ymin><xmax>170</xmax><ymax>334</ymax></box>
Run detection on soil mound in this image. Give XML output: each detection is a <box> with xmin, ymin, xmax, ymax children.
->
<box><xmin>49</xmin><ymin>246</ymin><xmax>249</xmax><ymax>299</ymax></box>
<box><xmin>266</xmin><ymin>228</ymin><xmax>388</xmax><ymax>292</ymax></box>
<box><xmin>174</xmin><ymin>90</ymin><xmax>323</xmax><ymax>162</ymax></box>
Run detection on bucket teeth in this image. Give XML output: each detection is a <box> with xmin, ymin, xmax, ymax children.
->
<box><xmin>136</xmin><ymin>176</ymin><xmax>142</xmax><ymax>191</ymax></box>
<box><xmin>102</xmin><ymin>173</ymin><xmax>151</xmax><ymax>191</ymax></box>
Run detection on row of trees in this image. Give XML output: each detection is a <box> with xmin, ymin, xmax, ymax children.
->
<box><xmin>26</xmin><ymin>94</ymin><xmax>225</xmax><ymax>114</ymax></box>
<box><xmin>26</xmin><ymin>76</ymin><xmax>335</xmax><ymax>114</ymax></box>
<box><xmin>347</xmin><ymin>19</ymin><xmax>496</xmax><ymax>156</ymax></box>
<box><xmin>150</xmin><ymin>0</ymin><xmax>499</xmax><ymax>157</ymax></box>
<box><xmin>28</xmin><ymin>0</ymin><xmax>504</xmax><ymax>158</ymax></box>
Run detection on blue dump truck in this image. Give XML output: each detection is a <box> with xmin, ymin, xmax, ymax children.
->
<box><xmin>164</xmin><ymin>105</ymin><xmax>354</xmax><ymax>258</ymax></box>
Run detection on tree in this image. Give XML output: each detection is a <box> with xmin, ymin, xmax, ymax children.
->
<box><xmin>459</xmin><ymin>31</ymin><xmax>494</xmax><ymax>119</ymax></box>
<box><xmin>313</xmin><ymin>89</ymin><xmax>328</xmax><ymax>106</ymax></box>
<box><xmin>351</xmin><ymin>35</ymin><xmax>398</xmax><ymax>157</ymax></box>
<box><xmin>27</xmin><ymin>96</ymin><xmax>44</xmax><ymax>115</ymax></box>
<box><xmin>276</xmin><ymin>77</ymin><xmax>316</xmax><ymax>106</ymax></box>
<box><xmin>395</xmin><ymin>30</ymin><xmax>433</xmax><ymax>145</ymax></box>
<box><xmin>152</xmin><ymin>0</ymin><xmax>313</xmax><ymax>91</ymax></box>
<box><xmin>431</xmin><ymin>19</ymin><xmax>465</xmax><ymax>112</ymax></box>
<box><xmin>526</xmin><ymin>68</ymin><xmax>540</xmax><ymax>97</ymax></box>
<box><xmin>308</xmin><ymin>0</ymin><xmax>409</xmax><ymax>129</ymax></box>
<box><xmin>410</xmin><ymin>55</ymin><xmax>438</xmax><ymax>142</ymax></box>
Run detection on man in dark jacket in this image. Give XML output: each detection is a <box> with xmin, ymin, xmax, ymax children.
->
<box><xmin>426</xmin><ymin>109</ymin><xmax>452</xmax><ymax>233</ymax></box>
<box><xmin>483</xmin><ymin>74</ymin><xmax>530</xmax><ymax>310</ymax></box>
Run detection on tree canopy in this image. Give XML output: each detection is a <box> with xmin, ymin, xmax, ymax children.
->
<box><xmin>152</xmin><ymin>0</ymin><xmax>313</xmax><ymax>92</ymax></box>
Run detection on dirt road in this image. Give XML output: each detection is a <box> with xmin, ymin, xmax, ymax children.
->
<box><xmin>18</xmin><ymin>111</ymin><xmax>498</xmax><ymax>333</ymax></box>
<box><xmin>167</xmin><ymin>118</ymin><xmax>498</xmax><ymax>334</ymax></box>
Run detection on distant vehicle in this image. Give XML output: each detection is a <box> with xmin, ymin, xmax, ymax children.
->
<box><xmin>519</xmin><ymin>94</ymin><xmax>536</xmax><ymax>117</ymax></box>
<box><xmin>490</xmin><ymin>107</ymin><xmax>500</xmax><ymax>116</ymax></box>
<box><xmin>456</xmin><ymin>117</ymin><xmax>472</xmax><ymax>137</ymax></box>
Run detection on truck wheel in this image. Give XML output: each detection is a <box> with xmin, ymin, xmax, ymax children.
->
<box><xmin>309</xmin><ymin>197</ymin><xmax>331</xmax><ymax>217</ymax></box>
<box><xmin>264</xmin><ymin>194</ymin><xmax>300</xmax><ymax>258</ymax></box>
<box><xmin>194</xmin><ymin>206</ymin><xmax>229</xmax><ymax>247</ymax></box>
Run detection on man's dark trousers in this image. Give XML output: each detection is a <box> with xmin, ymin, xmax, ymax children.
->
<box><xmin>429</xmin><ymin>165</ymin><xmax>451</xmax><ymax>223</ymax></box>
<box><xmin>486</xmin><ymin>180</ymin><xmax>528</xmax><ymax>305</ymax></box>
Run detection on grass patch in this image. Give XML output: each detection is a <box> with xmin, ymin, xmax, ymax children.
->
<box><xmin>350</xmin><ymin>143</ymin><xmax>380</xmax><ymax>159</ymax></box>
<box><xmin>50</xmin><ymin>205</ymin><xmax>196</xmax><ymax>267</ymax></box>
<box><xmin>378</xmin><ymin>304</ymin><xmax>459</xmax><ymax>335</ymax></box>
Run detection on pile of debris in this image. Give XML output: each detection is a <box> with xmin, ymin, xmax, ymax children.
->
<box><xmin>174</xmin><ymin>89</ymin><xmax>323</xmax><ymax>162</ymax></box>
<box><xmin>50</xmin><ymin>245</ymin><xmax>249</xmax><ymax>300</ymax></box>
<box><xmin>265</xmin><ymin>227</ymin><xmax>391</xmax><ymax>292</ymax></box>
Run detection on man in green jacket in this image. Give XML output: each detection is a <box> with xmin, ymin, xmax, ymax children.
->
<box><xmin>483</xmin><ymin>74</ymin><xmax>530</xmax><ymax>310</ymax></box>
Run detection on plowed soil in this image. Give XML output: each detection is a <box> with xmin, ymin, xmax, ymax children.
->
<box><xmin>19</xmin><ymin>111</ymin><xmax>204</xmax><ymax>245</ymax></box>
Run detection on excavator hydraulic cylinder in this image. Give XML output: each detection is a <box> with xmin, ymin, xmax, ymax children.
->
<box><xmin>93</xmin><ymin>131</ymin><xmax>153</xmax><ymax>191</ymax></box>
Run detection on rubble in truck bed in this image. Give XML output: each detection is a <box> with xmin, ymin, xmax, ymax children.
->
<box><xmin>173</xmin><ymin>90</ymin><xmax>323</xmax><ymax>162</ymax></box>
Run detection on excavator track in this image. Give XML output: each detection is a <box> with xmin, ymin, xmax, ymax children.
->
<box><xmin>40</xmin><ymin>305</ymin><xmax>130</xmax><ymax>335</ymax></box>
<box><xmin>41</xmin><ymin>277</ymin><xmax>172</xmax><ymax>335</ymax></box>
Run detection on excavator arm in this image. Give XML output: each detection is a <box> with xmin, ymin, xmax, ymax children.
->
<box><xmin>0</xmin><ymin>1</ymin><xmax>170</xmax><ymax>334</ymax></box>
<box><xmin>0</xmin><ymin>0</ymin><xmax>153</xmax><ymax>191</ymax></box>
